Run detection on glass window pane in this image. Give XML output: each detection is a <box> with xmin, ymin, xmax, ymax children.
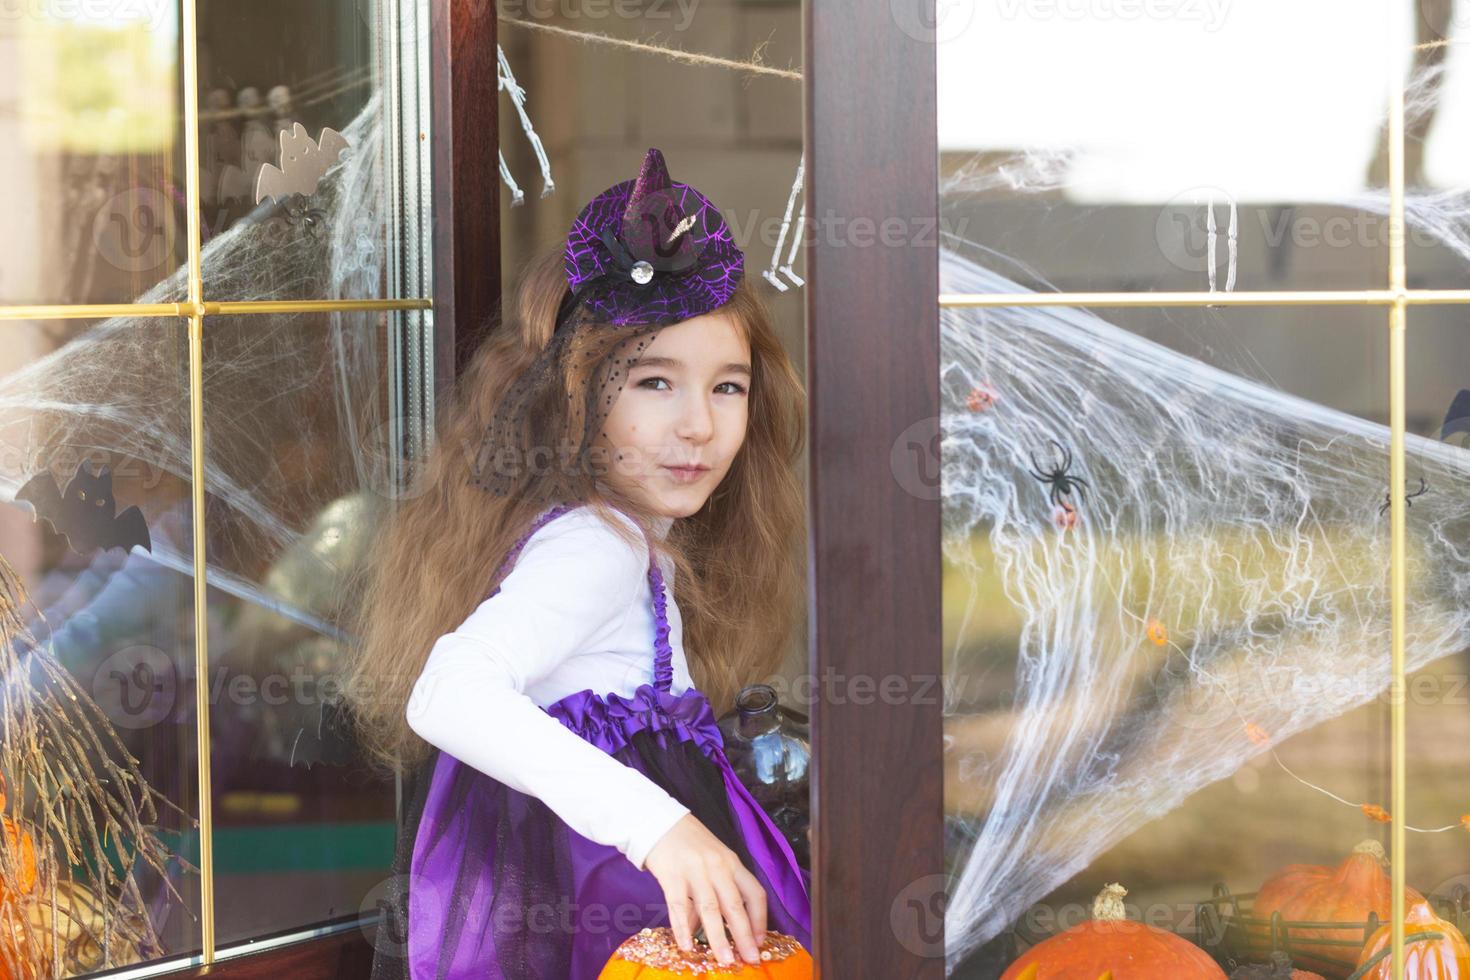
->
<box><xmin>0</xmin><ymin>4</ymin><xmax>185</xmax><ymax>306</ymax></box>
<box><xmin>1401</xmin><ymin>1</ymin><xmax>1470</xmax><ymax>289</ymax></box>
<box><xmin>200</xmin><ymin>306</ymin><xmax>422</xmax><ymax>943</ymax></box>
<box><xmin>938</xmin><ymin>268</ymin><xmax>1397</xmax><ymax>974</ymax></box>
<box><xmin>195</xmin><ymin>0</ymin><xmax>432</xmax><ymax>303</ymax></box>
<box><xmin>1404</xmin><ymin>305</ymin><xmax>1470</xmax><ymax>952</ymax></box>
<box><xmin>937</xmin><ymin>3</ymin><xmax>1398</xmax><ymax>294</ymax></box>
<box><xmin>0</xmin><ymin>316</ymin><xmax>201</xmax><ymax>971</ymax></box>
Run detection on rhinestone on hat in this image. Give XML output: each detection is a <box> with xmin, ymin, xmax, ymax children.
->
<box><xmin>630</xmin><ymin>260</ymin><xmax>654</xmax><ymax>285</ymax></box>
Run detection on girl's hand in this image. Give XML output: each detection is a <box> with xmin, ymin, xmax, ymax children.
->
<box><xmin>642</xmin><ymin>813</ymin><xmax>768</xmax><ymax>966</ymax></box>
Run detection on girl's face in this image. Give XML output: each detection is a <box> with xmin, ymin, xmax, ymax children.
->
<box><xmin>595</xmin><ymin>310</ymin><xmax>751</xmax><ymax>518</ymax></box>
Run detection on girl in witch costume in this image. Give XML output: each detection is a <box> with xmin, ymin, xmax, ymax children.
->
<box><xmin>343</xmin><ymin>147</ymin><xmax>812</xmax><ymax>979</ymax></box>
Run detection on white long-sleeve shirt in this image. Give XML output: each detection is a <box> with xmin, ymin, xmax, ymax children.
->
<box><xmin>405</xmin><ymin>505</ymin><xmax>694</xmax><ymax>871</ymax></box>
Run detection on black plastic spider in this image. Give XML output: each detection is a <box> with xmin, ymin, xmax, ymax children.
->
<box><xmin>1028</xmin><ymin>439</ymin><xmax>1090</xmax><ymax>507</ymax></box>
<box><xmin>1377</xmin><ymin>476</ymin><xmax>1429</xmax><ymax>516</ymax></box>
<box><xmin>281</xmin><ymin>193</ymin><xmax>329</xmax><ymax>239</ymax></box>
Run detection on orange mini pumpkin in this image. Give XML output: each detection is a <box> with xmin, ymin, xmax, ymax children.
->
<box><xmin>0</xmin><ymin>776</ymin><xmax>34</xmax><ymax>899</ymax></box>
<box><xmin>0</xmin><ymin>817</ymin><xmax>35</xmax><ymax>898</ymax></box>
<box><xmin>1000</xmin><ymin>883</ymin><xmax>1227</xmax><ymax>979</ymax></box>
<box><xmin>1251</xmin><ymin>841</ymin><xmax>1424</xmax><ymax>978</ymax></box>
<box><xmin>598</xmin><ymin>926</ymin><xmax>812</xmax><ymax>978</ymax></box>
<box><xmin>1352</xmin><ymin>900</ymin><xmax>1470</xmax><ymax>980</ymax></box>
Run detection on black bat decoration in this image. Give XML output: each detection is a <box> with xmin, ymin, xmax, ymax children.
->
<box><xmin>15</xmin><ymin>461</ymin><xmax>151</xmax><ymax>556</ymax></box>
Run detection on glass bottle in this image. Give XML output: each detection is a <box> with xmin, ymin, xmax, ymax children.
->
<box><xmin>716</xmin><ymin>683</ymin><xmax>811</xmax><ymax>871</ymax></box>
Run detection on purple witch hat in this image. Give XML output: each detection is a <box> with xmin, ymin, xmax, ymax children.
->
<box><xmin>470</xmin><ymin>148</ymin><xmax>743</xmax><ymax>496</ymax></box>
<box><xmin>563</xmin><ymin>147</ymin><xmax>744</xmax><ymax>326</ymax></box>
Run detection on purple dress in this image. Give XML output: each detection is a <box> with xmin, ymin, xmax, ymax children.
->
<box><xmin>368</xmin><ymin>504</ymin><xmax>812</xmax><ymax>980</ymax></box>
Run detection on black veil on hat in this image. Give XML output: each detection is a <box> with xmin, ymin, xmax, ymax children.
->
<box><xmin>470</xmin><ymin>147</ymin><xmax>745</xmax><ymax>498</ymax></box>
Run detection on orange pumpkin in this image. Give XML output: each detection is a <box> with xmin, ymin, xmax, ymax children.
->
<box><xmin>598</xmin><ymin>926</ymin><xmax>812</xmax><ymax>978</ymax></box>
<box><xmin>1000</xmin><ymin>883</ymin><xmax>1227</xmax><ymax>979</ymax></box>
<box><xmin>0</xmin><ymin>817</ymin><xmax>35</xmax><ymax>897</ymax></box>
<box><xmin>1352</xmin><ymin>900</ymin><xmax>1470</xmax><ymax>979</ymax></box>
<box><xmin>1251</xmin><ymin>841</ymin><xmax>1424</xmax><ymax>978</ymax></box>
<box><xmin>0</xmin><ymin>817</ymin><xmax>37</xmax><ymax>980</ymax></box>
<box><xmin>8</xmin><ymin>877</ymin><xmax>146</xmax><ymax>978</ymax></box>
<box><xmin>0</xmin><ymin>774</ymin><xmax>39</xmax><ymax>980</ymax></box>
<box><xmin>0</xmin><ymin>777</ymin><xmax>33</xmax><ymax>898</ymax></box>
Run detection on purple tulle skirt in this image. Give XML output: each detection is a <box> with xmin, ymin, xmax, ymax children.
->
<box><xmin>369</xmin><ymin>683</ymin><xmax>812</xmax><ymax>980</ymax></box>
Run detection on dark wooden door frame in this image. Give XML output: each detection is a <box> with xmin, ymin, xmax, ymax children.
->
<box><xmin>804</xmin><ymin>0</ymin><xmax>945</xmax><ymax>976</ymax></box>
<box><xmin>435</xmin><ymin>0</ymin><xmax>502</xmax><ymax>384</ymax></box>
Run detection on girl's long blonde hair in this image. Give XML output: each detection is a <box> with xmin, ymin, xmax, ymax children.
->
<box><xmin>342</xmin><ymin>243</ymin><xmax>807</xmax><ymax>775</ymax></box>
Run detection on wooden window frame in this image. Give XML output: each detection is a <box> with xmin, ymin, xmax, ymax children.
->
<box><xmin>802</xmin><ymin>2</ymin><xmax>945</xmax><ymax>976</ymax></box>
